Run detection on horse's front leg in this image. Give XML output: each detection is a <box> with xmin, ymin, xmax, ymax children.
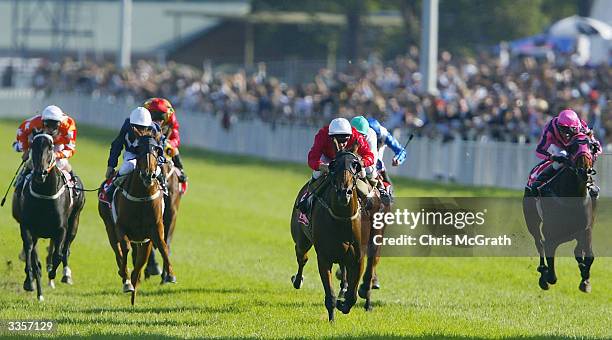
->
<box><xmin>152</xmin><ymin>220</ymin><xmax>176</xmax><ymax>284</ymax></box>
<box><xmin>317</xmin><ymin>255</ymin><xmax>335</xmax><ymax>322</ymax></box>
<box><xmin>20</xmin><ymin>225</ymin><xmax>34</xmax><ymax>292</ymax></box>
<box><xmin>337</xmin><ymin>247</ymin><xmax>364</xmax><ymax>315</ymax></box>
<box><xmin>576</xmin><ymin>230</ymin><xmax>594</xmax><ymax>293</ymax></box>
<box><xmin>116</xmin><ymin>225</ymin><xmax>133</xmax><ymax>293</ymax></box>
<box><xmin>48</xmin><ymin>228</ymin><xmax>66</xmax><ymax>282</ymax></box>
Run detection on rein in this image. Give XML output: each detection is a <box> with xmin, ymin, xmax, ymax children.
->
<box><xmin>29</xmin><ymin>179</ymin><xmax>66</xmax><ymax>200</ymax></box>
<box><xmin>315</xmin><ymin>194</ymin><xmax>361</xmax><ymax>221</ymax></box>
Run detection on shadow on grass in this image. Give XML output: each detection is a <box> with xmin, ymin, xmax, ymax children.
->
<box><xmin>79</xmin><ymin>305</ymin><xmax>238</xmax><ymax>315</ymax></box>
<box><xmin>74</xmin><ymin>286</ymin><xmax>250</xmax><ymax>297</ymax></box>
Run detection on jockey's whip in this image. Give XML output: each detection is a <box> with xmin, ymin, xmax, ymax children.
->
<box><xmin>403</xmin><ymin>134</ymin><xmax>415</xmax><ymax>148</ymax></box>
<box><xmin>1</xmin><ymin>160</ymin><xmax>25</xmax><ymax>207</ymax></box>
<box><xmin>392</xmin><ymin>134</ymin><xmax>414</xmax><ymax>164</ymax></box>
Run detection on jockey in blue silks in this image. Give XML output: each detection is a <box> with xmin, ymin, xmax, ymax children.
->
<box><xmin>367</xmin><ymin>117</ymin><xmax>407</xmax><ymax>184</ymax></box>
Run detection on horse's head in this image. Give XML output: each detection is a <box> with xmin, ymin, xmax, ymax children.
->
<box><xmin>330</xmin><ymin>150</ymin><xmax>362</xmax><ymax>206</ymax></box>
<box><xmin>134</xmin><ymin>128</ymin><xmax>163</xmax><ymax>188</ymax></box>
<box><xmin>565</xmin><ymin>133</ymin><xmax>595</xmax><ymax>184</ymax></box>
<box><xmin>30</xmin><ymin>133</ymin><xmax>56</xmax><ymax>183</ymax></box>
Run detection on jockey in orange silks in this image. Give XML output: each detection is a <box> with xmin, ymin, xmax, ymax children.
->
<box><xmin>14</xmin><ymin>105</ymin><xmax>78</xmax><ymax>190</ymax></box>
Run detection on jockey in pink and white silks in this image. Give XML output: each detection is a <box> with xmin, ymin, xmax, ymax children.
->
<box><xmin>527</xmin><ymin>109</ymin><xmax>602</xmax><ymax>196</ymax></box>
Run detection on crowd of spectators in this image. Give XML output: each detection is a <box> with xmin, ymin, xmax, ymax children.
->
<box><xmin>16</xmin><ymin>47</ymin><xmax>611</xmax><ymax>147</ymax></box>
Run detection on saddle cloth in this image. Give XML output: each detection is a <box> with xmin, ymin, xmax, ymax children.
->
<box><xmin>527</xmin><ymin>160</ymin><xmax>553</xmax><ymax>187</ymax></box>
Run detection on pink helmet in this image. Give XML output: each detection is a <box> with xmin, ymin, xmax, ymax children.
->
<box><xmin>557</xmin><ymin>109</ymin><xmax>581</xmax><ymax>129</ymax></box>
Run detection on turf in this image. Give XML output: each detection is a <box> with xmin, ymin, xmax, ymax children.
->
<box><xmin>0</xmin><ymin>119</ymin><xmax>610</xmax><ymax>339</ymax></box>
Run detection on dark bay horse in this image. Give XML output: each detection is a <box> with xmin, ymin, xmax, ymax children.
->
<box><xmin>143</xmin><ymin>161</ymin><xmax>182</xmax><ymax>281</ymax></box>
<box><xmin>523</xmin><ymin>133</ymin><xmax>598</xmax><ymax>292</ymax></box>
<box><xmin>98</xmin><ymin>130</ymin><xmax>176</xmax><ymax>304</ymax></box>
<box><xmin>13</xmin><ymin>133</ymin><xmax>85</xmax><ymax>301</ymax></box>
<box><xmin>290</xmin><ymin>146</ymin><xmax>365</xmax><ymax>321</ymax></box>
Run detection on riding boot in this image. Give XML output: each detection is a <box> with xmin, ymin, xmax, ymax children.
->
<box><xmin>377</xmin><ymin>181</ymin><xmax>391</xmax><ymax>206</ymax></box>
<box><xmin>297</xmin><ymin>176</ymin><xmax>327</xmax><ymax>214</ymax></box>
<box><xmin>172</xmin><ymin>154</ymin><xmax>188</xmax><ymax>183</ymax></box>
<box><xmin>529</xmin><ymin>165</ymin><xmax>557</xmax><ymax>196</ymax></box>
<box><xmin>356</xmin><ymin>178</ymin><xmax>373</xmax><ymax>210</ymax></box>
<box><xmin>158</xmin><ymin>171</ymin><xmax>168</xmax><ymax>195</ymax></box>
<box><xmin>106</xmin><ymin>175</ymin><xmax>126</xmax><ymax>200</ymax></box>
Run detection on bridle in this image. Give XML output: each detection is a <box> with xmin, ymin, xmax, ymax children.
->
<box><xmin>120</xmin><ymin>135</ymin><xmax>165</xmax><ymax>203</ymax></box>
<box><xmin>28</xmin><ymin>133</ymin><xmax>66</xmax><ymax>200</ymax></box>
<box><xmin>316</xmin><ymin>151</ymin><xmax>362</xmax><ymax>221</ymax></box>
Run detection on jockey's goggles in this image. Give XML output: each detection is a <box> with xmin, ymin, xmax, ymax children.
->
<box><xmin>150</xmin><ymin>110</ymin><xmax>168</xmax><ymax>122</ymax></box>
<box><xmin>132</xmin><ymin>124</ymin><xmax>152</xmax><ymax>131</ymax></box>
<box><xmin>43</xmin><ymin>119</ymin><xmax>60</xmax><ymax>130</ymax></box>
<box><xmin>332</xmin><ymin>134</ymin><xmax>351</xmax><ymax>143</ymax></box>
<box><xmin>558</xmin><ymin>125</ymin><xmax>579</xmax><ymax>136</ymax></box>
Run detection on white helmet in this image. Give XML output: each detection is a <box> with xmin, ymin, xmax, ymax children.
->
<box><xmin>129</xmin><ymin>107</ymin><xmax>152</xmax><ymax>127</ymax></box>
<box><xmin>41</xmin><ymin>105</ymin><xmax>64</xmax><ymax>121</ymax></box>
<box><xmin>328</xmin><ymin>118</ymin><xmax>352</xmax><ymax>135</ymax></box>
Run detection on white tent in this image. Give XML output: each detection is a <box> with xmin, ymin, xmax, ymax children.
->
<box><xmin>548</xmin><ymin>15</ymin><xmax>612</xmax><ymax>39</ymax></box>
<box><xmin>547</xmin><ymin>15</ymin><xmax>611</xmax><ymax>65</ymax></box>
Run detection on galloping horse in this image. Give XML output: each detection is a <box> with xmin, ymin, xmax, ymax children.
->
<box><xmin>98</xmin><ymin>129</ymin><xmax>176</xmax><ymax>305</ymax></box>
<box><xmin>290</xmin><ymin>143</ymin><xmax>365</xmax><ymax>321</ymax></box>
<box><xmin>143</xmin><ymin>160</ymin><xmax>182</xmax><ymax>281</ymax></box>
<box><xmin>13</xmin><ymin>133</ymin><xmax>85</xmax><ymax>301</ymax></box>
<box><xmin>336</xmin><ymin>181</ymin><xmax>389</xmax><ymax>311</ymax></box>
<box><xmin>523</xmin><ymin>132</ymin><xmax>598</xmax><ymax>292</ymax></box>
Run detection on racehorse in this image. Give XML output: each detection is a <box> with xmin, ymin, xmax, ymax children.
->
<box><xmin>290</xmin><ymin>143</ymin><xmax>365</xmax><ymax>321</ymax></box>
<box><xmin>13</xmin><ymin>133</ymin><xmax>85</xmax><ymax>301</ymax></box>
<box><xmin>336</xmin><ymin>187</ymin><xmax>389</xmax><ymax>312</ymax></box>
<box><xmin>523</xmin><ymin>132</ymin><xmax>598</xmax><ymax>292</ymax></box>
<box><xmin>98</xmin><ymin>129</ymin><xmax>176</xmax><ymax>305</ymax></box>
<box><xmin>143</xmin><ymin>161</ymin><xmax>182</xmax><ymax>282</ymax></box>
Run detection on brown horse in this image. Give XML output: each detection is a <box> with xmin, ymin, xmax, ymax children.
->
<box><xmin>98</xmin><ymin>130</ymin><xmax>176</xmax><ymax>304</ymax></box>
<box><xmin>336</xmin><ymin>178</ymin><xmax>390</xmax><ymax>312</ymax></box>
<box><xmin>523</xmin><ymin>133</ymin><xmax>597</xmax><ymax>292</ymax></box>
<box><xmin>290</xmin><ymin>145</ymin><xmax>365</xmax><ymax>321</ymax></box>
<box><xmin>143</xmin><ymin>161</ymin><xmax>182</xmax><ymax>282</ymax></box>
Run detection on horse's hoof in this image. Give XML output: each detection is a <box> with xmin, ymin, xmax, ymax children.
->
<box><xmin>37</xmin><ymin>295</ymin><xmax>44</xmax><ymax>302</ymax></box>
<box><xmin>358</xmin><ymin>283</ymin><xmax>368</xmax><ymax>299</ymax></box>
<box><xmin>48</xmin><ymin>279</ymin><xmax>55</xmax><ymax>289</ymax></box>
<box><xmin>145</xmin><ymin>265</ymin><xmax>161</xmax><ymax>278</ymax></box>
<box><xmin>336</xmin><ymin>299</ymin><xmax>353</xmax><ymax>314</ymax></box>
<box><xmin>364</xmin><ymin>303</ymin><xmax>373</xmax><ymax>312</ymax></box>
<box><xmin>161</xmin><ymin>275</ymin><xmax>177</xmax><ymax>284</ymax></box>
<box><xmin>61</xmin><ymin>275</ymin><xmax>73</xmax><ymax>285</ymax></box>
<box><xmin>291</xmin><ymin>275</ymin><xmax>304</xmax><ymax>289</ymax></box>
<box><xmin>538</xmin><ymin>276</ymin><xmax>549</xmax><ymax>290</ymax></box>
<box><xmin>334</xmin><ymin>267</ymin><xmax>343</xmax><ymax>281</ymax></box>
<box><xmin>23</xmin><ymin>279</ymin><xmax>34</xmax><ymax>292</ymax></box>
<box><xmin>372</xmin><ymin>277</ymin><xmax>380</xmax><ymax>290</ymax></box>
<box><xmin>123</xmin><ymin>281</ymin><xmax>134</xmax><ymax>293</ymax></box>
<box><xmin>579</xmin><ymin>280</ymin><xmax>591</xmax><ymax>293</ymax></box>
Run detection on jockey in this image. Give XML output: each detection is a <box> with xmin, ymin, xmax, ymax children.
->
<box><xmin>101</xmin><ymin>107</ymin><xmax>164</xmax><ymax>201</ymax></box>
<box><xmin>13</xmin><ymin>105</ymin><xmax>77</xmax><ymax>190</ymax></box>
<box><xmin>528</xmin><ymin>109</ymin><xmax>602</xmax><ymax>196</ymax></box>
<box><xmin>367</xmin><ymin>117</ymin><xmax>407</xmax><ymax>184</ymax></box>
<box><xmin>350</xmin><ymin>116</ymin><xmax>391</xmax><ymax>205</ymax></box>
<box><xmin>143</xmin><ymin>98</ymin><xmax>188</xmax><ymax>184</ymax></box>
<box><xmin>298</xmin><ymin>118</ymin><xmax>374</xmax><ymax>214</ymax></box>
